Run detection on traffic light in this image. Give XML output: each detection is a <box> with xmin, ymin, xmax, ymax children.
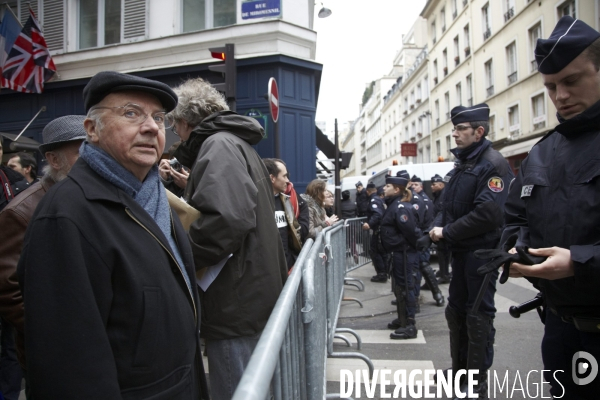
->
<box><xmin>208</xmin><ymin>43</ymin><xmax>236</xmax><ymax>111</ymax></box>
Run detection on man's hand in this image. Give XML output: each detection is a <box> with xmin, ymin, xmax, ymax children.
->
<box><xmin>170</xmin><ymin>167</ymin><xmax>189</xmax><ymax>189</ymax></box>
<box><xmin>429</xmin><ymin>227</ymin><xmax>444</xmax><ymax>242</ymax></box>
<box><xmin>509</xmin><ymin>247</ymin><xmax>574</xmax><ymax>280</ymax></box>
<box><xmin>362</xmin><ymin>222</ymin><xmax>370</xmax><ymax>231</ymax></box>
<box><xmin>158</xmin><ymin>159</ymin><xmax>171</xmax><ymax>180</ymax></box>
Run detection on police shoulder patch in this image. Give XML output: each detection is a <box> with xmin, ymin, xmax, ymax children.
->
<box><xmin>487</xmin><ymin>177</ymin><xmax>504</xmax><ymax>193</ymax></box>
<box><xmin>372</xmin><ymin>204</ymin><xmax>378</xmax><ymax>208</ymax></box>
<box><xmin>398</xmin><ymin>204</ymin><xmax>404</xmax><ymax>208</ymax></box>
<box><xmin>371</xmin><ymin>199</ymin><xmax>375</xmax><ymax>202</ymax></box>
<box><xmin>400</xmin><ymin>214</ymin><xmax>408</xmax><ymax>223</ymax></box>
<box><xmin>521</xmin><ymin>185</ymin><xmax>534</xmax><ymax>198</ymax></box>
<box><xmin>413</xmin><ymin>204</ymin><xmax>419</xmax><ymax>210</ymax></box>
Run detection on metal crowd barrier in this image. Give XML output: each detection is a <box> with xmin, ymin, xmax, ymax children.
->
<box><xmin>232</xmin><ymin>221</ymin><xmax>373</xmax><ymax>400</ymax></box>
<box><xmin>343</xmin><ymin>217</ymin><xmax>372</xmax><ymax>273</ymax></box>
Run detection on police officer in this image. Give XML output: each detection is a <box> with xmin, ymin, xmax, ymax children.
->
<box><xmin>429</xmin><ymin>103</ymin><xmax>513</xmax><ymax>397</ymax></box>
<box><xmin>502</xmin><ymin>16</ymin><xmax>600</xmax><ymax>398</ymax></box>
<box><xmin>355</xmin><ymin>181</ymin><xmax>368</xmax><ymax>217</ymax></box>
<box><xmin>362</xmin><ymin>183</ymin><xmax>387</xmax><ymax>282</ymax></box>
<box><xmin>431</xmin><ymin>174</ymin><xmax>452</xmax><ymax>284</ymax></box>
<box><xmin>397</xmin><ymin>170</ymin><xmax>444</xmax><ymax>308</ymax></box>
<box><xmin>340</xmin><ymin>190</ymin><xmax>357</xmax><ymax>220</ymax></box>
<box><xmin>380</xmin><ymin>176</ymin><xmax>421</xmax><ymax>340</ymax></box>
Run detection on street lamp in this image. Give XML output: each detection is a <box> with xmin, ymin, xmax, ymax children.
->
<box><xmin>318</xmin><ymin>2</ymin><xmax>332</xmax><ymax>18</ymax></box>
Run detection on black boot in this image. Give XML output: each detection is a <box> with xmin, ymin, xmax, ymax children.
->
<box><xmin>371</xmin><ymin>273</ymin><xmax>387</xmax><ymax>283</ymax></box>
<box><xmin>445</xmin><ymin>306</ymin><xmax>467</xmax><ymax>396</ymax></box>
<box><xmin>437</xmin><ymin>250</ymin><xmax>452</xmax><ymax>283</ymax></box>
<box><xmin>390</xmin><ymin>323</ymin><xmax>417</xmax><ymax>339</ymax></box>
<box><xmin>388</xmin><ymin>284</ymin><xmax>407</xmax><ymax>329</ymax></box>
<box><xmin>420</xmin><ymin>262</ymin><xmax>445</xmax><ymax>306</ymax></box>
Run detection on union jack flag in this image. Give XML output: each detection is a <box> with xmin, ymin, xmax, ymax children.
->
<box><xmin>1</xmin><ymin>8</ymin><xmax>56</xmax><ymax>93</ymax></box>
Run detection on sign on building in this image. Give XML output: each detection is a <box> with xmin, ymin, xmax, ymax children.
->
<box><xmin>401</xmin><ymin>143</ymin><xmax>417</xmax><ymax>157</ymax></box>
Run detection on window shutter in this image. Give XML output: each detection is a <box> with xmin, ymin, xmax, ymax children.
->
<box><xmin>19</xmin><ymin>0</ymin><xmax>38</xmax><ymax>25</ymax></box>
<box><xmin>42</xmin><ymin>0</ymin><xmax>65</xmax><ymax>52</ymax></box>
<box><xmin>123</xmin><ymin>0</ymin><xmax>147</xmax><ymax>41</ymax></box>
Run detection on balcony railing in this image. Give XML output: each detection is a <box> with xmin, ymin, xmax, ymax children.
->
<box><xmin>455</xmin><ymin>56</ymin><xmax>460</xmax><ymax>66</ymax></box>
<box><xmin>433</xmin><ymin>77</ymin><xmax>438</xmax><ymax>85</ymax></box>
<box><xmin>446</xmin><ymin>112</ymin><xmax>451</xmax><ymax>120</ymax></box>
<box><xmin>442</xmin><ymin>25</ymin><xmax>446</xmax><ymax>33</ymax></box>
<box><xmin>465</xmin><ymin>46</ymin><xmax>471</xmax><ymax>57</ymax></box>
<box><xmin>508</xmin><ymin>71</ymin><xmax>518</xmax><ymax>85</ymax></box>
<box><xmin>463</xmin><ymin>0</ymin><xmax>468</xmax><ymax>5</ymax></box>
<box><xmin>443</xmin><ymin>67</ymin><xmax>448</xmax><ymax>76</ymax></box>
<box><xmin>504</xmin><ymin>7</ymin><xmax>514</xmax><ymax>23</ymax></box>
<box><xmin>436</xmin><ymin>118</ymin><xmax>440</xmax><ymax>126</ymax></box>
<box><xmin>486</xmin><ymin>85</ymin><xmax>494</xmax><ymax>97</ymax></box>
<box><xmin>467</xmin><ymin>97</ymin><xmax>473</xmax><ymax>106</ymax></box>
<box><xmin>483</xmin><ymin>28</ymin><xmax>491</xmax><ymax>40</ymax></box>
<box><xmin>452</xmin><ymin>10</ymin><xmax>457</xmax><ymax>19</ymax></box>
<box><xmin>531</xmin><ymin>60</ymin><xmax>538</xmax><ymax>72</ymax></box>
<box><xmin>433</xmin><ymin>37</ymin><xmax>437</xmax><ymax>44</ymax></box>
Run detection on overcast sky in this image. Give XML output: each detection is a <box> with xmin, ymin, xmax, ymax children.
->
<box><xmin>313</xmin><ymin>0</ymin><xmax>427</xmax><ymax>132</ymax></box>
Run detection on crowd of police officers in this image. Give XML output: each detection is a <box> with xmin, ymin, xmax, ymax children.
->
<box><xmin>357</xmin><ymin>15</ymin><xmax>600</xmax><ymax>399</ymax></box>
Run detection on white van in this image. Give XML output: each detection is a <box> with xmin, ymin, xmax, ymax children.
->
<box><xmin>368</xmin><ymin>163</ymin><xmax>455</xmax><ymax>198</ymax></box>
<box><xmin>339</xmin><ymin>175</ymin><xmax>369</xmax><ymax>203</ymax></box>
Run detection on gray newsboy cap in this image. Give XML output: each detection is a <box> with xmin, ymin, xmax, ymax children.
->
<box><xmin>83</xmin><ymin>71</ymin><xmax>178</xmax><ymax>112</ymax></box>
<box><xmin>39</xmin><ymin>115</ymin><xmax>87</xmax><ymax>154</ymax></box>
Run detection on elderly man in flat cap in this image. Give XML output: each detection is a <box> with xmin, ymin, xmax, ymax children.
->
<box><xmin>17</xmin><ymin>72</ymin><xmax>208</xmax><ymax>399</ymax></box>
<box><xmin>429</xmin><ymin>103</ymin><xmax>513</xmax><ymax>398</ymax></box>
<box><xmin>501</xmin><ymin>16</ymin><xmax>600</xmax><ymax>398</ymax></box>
<box><xmin>0</xmin><ymin>116</ymin><xmax>86</xmax><ymax>398</ymax></box>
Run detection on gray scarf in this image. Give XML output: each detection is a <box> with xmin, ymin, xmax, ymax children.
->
<box><xmin>79</xmin><ymin>142</ymin><xmax>192</xmax><ymax>291</ymax></box>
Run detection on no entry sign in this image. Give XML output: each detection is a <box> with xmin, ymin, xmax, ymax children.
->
<box><xmin>268</xmin><ymin>77</ymin><xmax>279</xmax><ymax>123</ymax></box>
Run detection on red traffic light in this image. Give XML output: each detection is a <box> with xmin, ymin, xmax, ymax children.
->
<box><xmin>210</xmin><ymin>51</ymin><xmax>226</xmax><ymax>60</ymax></box>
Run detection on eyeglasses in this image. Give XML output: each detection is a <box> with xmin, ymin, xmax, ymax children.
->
<box><xmin>91</xmin><ymin>103</ymin><xmax>175</xmax><ymax>130</ymax></box>
<box><xmin>451</xmin><ymin>124</ymin><xmax>472</xmax><ymax>133</ymax></box>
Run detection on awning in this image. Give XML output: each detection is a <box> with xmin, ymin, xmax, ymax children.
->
<box><xmin>0</xmin><ymin>132</ymin><xmax>42</xmax><ymax>153</ymax></box>
<box><xmin>498</xmin><ymin>137</ymin><xmax>542</xmax><ymax>158</ymax></box>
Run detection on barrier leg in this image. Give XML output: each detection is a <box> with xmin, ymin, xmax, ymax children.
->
<box><xmin>335</xmin><ymin>328</ymin><xmax>362</xmax><ymax>350</ymax></box>
<box><xmin>333</xmin><ymin>334</ymin><xmax>351</xmax><ymax>348</ymax></box>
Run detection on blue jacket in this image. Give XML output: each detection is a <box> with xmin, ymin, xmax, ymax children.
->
<box><xmin>366</xmin><ymin>192</ymin><xmax>385</xmax><ymax>231</ymax></box>
<box><xmin>380</xmin><ymin>194</ymin><xmax>421</xmax><ymax>252</ymax></box>
<box><xmin>502</xmin><ymin>102</ymin><xmax>600</xmax><ymax>318</ymax></box>
<box><xmin>433</xmin><ymin>139</ymin><xmax>513</xmax><ymax>251</ymax></box>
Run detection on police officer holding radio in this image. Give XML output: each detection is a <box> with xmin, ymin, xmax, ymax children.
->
<box><xmin>429</xmin><ymin>103</ymin><xmax>513</xmax><ymax>398</ymax></box>
<box><xmin>501</xmin><ymin>16</ymin><xmax>600</xmax><ymax>398</ymax></box>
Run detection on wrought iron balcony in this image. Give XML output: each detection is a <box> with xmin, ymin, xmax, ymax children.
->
<box><xmin>531</xmin><ymin>60</ymin><xmax>538</xmax><ymax>72</ymax></box>
<box><xmin>504</xmin><ymin>7</ymin><xmax>514</xmax><ymax>23</ymax></box>
<box><xmin>486</xmin><ymin>85</ymin><xmax>494</xmax><ymax>97</ymax></box>
<box><xmin>483</xmin><ymin>28</ymin><xmax>491</xmax><ymax>40</ymax></box>
<box><xmin>508</xmin><ymin>71</ymin><xmax>518</xmax><ymax>85</ymax></box>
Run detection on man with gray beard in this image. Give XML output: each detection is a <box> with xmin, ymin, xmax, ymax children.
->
<box><xmin>0</xmin><ymin>115</ymin><xmax>86</xmax><ymax>391</ymax></box>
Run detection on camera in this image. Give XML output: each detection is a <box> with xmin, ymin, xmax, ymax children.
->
<box><xmin>169</xmin><ymin>157</ymin><xmax>182</xmax><ymax>172</ymax></box>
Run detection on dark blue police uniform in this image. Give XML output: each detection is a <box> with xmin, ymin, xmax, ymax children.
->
<box><xmin>431</xmin><ymin>174</ymin><xmax>452</xmax><ymax>283</ymax></box>
<box><xmin>432</xmin><ymin>103</ymin><xmax>513</xmax><ymax>395</ymax></box>
<box><xmin>501</xmin><ymin>16</ymin><xmax>600</xmax><ymax>398</ymax></box>
<box><xmin>366</xmin><ymin>190</ymin><xmax>386</xmax><ymax>281</ymax></box>
<box><xmin>380</xmin><ymin>176</ymin><xmax>421</xmax><ymax>340</ymax></box>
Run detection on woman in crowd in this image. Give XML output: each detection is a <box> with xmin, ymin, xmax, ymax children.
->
<box><xmin>379</xmin><ymin>175</ymin><xmax>421</xmax><ymax>340</ymax></box>
<box><xmin>301</xmin><ymin>180</ymin><xmax>338</xmax><ymax>240</ymax></box>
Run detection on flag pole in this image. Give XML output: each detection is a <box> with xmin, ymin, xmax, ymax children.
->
<box><xmin>12</xmin><ymin>106</ymin><xmax>46</xmax><ymax>142</ymax></box>
<box><xmin>0</xmin><ymin>3</ymin><xmax>23</xmax><ymax>27</ymax></box>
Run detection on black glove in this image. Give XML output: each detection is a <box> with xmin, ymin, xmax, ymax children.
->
<box><xmin>474</xmin><ymin>246</ymin><xmax>546</xmax><ymax>284</ymax></box>
<box><xmin>416</xmin><ymin>234</ymin><xmax>432</xmax><ymax>251</ymax></box>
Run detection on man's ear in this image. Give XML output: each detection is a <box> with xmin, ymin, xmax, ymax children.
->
<box><xmin>270</xmin><ymin>174</ymin><xmax>276</xmax><ymax>184</ymax></box>
<box><xmin>475</xmin><ymin>126</ymin><xmax>485</xmax><ymax>141</ymax></box>
<box><xmin>84</xmin><ymin>118</ymin><xmax>99</xmax><ymax>144</ymax></box>
<box><xmin>45</xmin><ymin>151</ymin><xmax>62</xmax><ymax>170</ymax></box>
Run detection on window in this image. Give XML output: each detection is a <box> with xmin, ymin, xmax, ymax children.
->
<box><xmin>508</xmin><ymin>105</ymin><xmax>520</xmax><ymax>136</ymax></box>
<box><xmin>431</xmin><ymin>21</ymin><xmax>437</xmax><ymax>44</ymax></box>
<box><xmin>445</xmin><ymin>135</ymin><xmax>452</xmax><ymax>157</ymax></box>
<box><xmin>464</xmin><ymin>24</ymin><xmax>471</xmax><ymax>57</ymax></box>
<box><xmin>183</xmin><ymin>0</ymin><xmax>236</xmax><ymax>32</ymax></box>
<box><xmin>435</xmin><ymin>100</ymin><xmax>440</xmax><ymax>126</ymax></box>
<box><xmin>529</xmin><ymin>22</ymin><xmax>542</xmax><ymax>72</ymax></box>
<box><xmin>443</xmin><ymin>49</ymin><xmax>448</xmax><ymax>76</ymax></box>
<box><xmin>558</xmin><ymin>0</ymin><xmax>576</xmax><ymax>18</ymax></box>
<box><xmin>418</xmin><ymin>118</ymin><xmax>423</xmax><ymax>135</ymax></box>
<box><xmin>441</xmin><ymin>8</ymin><xmax>446</xmax><ymax>32</ymax></box>
<box><xmin>416</xmin><ymin>84</ymin><xmax>422</xmax><ymax>102</ymax></box>
<box><xmin>532</xmin><ymin>93</ymin><xmax>546</xmax><ymax>130</ymax></box>
<box><xmin>506</xmin><ymin>42</ymin><xmax>518</xmax><ymax>85</ymax></box>
<box><xmin>453</xmin><ymin>36</ymin><xmax>460</xmax><ymax>65</ymax></box>
<box><xmin>444</xmin><ymin>92</ymin><xmax>450</xmax><ymax>120</ymax></box>
<box><xmin>411</xmin><ymin>122</ymin><xmax>416</xmax><ymax>139</ymax></box>
<box><xmin>504</xmin><ymin>0</ymin><xmax>515</xmax><ymax>23</ymax></box>
<box><xmin>485</xmin><ymin>59</ymin><xmax>494</xmax><ymax>97</ymax></box>
<box><xmin>78</xmin><ymin>0</ymin><xmax>147</xmax><ymax>50</ymax></box>
<box><xmin>410</xmin><ymin>90</ymin><xmax>415</xmax><ymax>108</ymax></box>
<box><xmin>488</xmin><ymin>115</ymin><xmax>496</xmax><ymax>140</ymax></box>
<box><xmin>456</xmin><ymin>82</ymin><xmax>462</xmax><ymax>106</ymax></box>
<box><xmin>451</xmin><ymin>0</ymin><xmax>458</xmax><ymax>19</ymax></box>
<box><xmin>393</xmin><ymin>137</ymin><xmax>397</xmax><ymax>153</ymax></box>
<box><xmin>482</xmin><ymin>3</ymin><xmax>491</xmax><ymax>40</ymax></box>
<box><xmin>433</xmin><ymin>60</ymin><xmax>439</xmax><ymax>83</ymax></box>
<box><xmin>404</xmin><ymin>97</ymin><xmax>409</xmax><ymax>113</ymax></box>
<box><xmin>466</xmin><ymin>74</ymin><xmax>473</xmax><ymax>106</ymax></box>
<box><xmin>405</xmin><ymin>126</ymin><xmax>409</xmax><ymax>142</ymax></box>
<box><xmin>423</xmin><ymin>76</ymin><xmax>429</xmax><ymax>96</ymax></box>
<box><xmin>436</xmin><ymin>139</ymin><xmax>441</xmax><ymax>158</ymax></box>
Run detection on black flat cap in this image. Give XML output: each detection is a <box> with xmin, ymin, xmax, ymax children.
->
<box><xmin>355</xmin><ymin>181</ymin><xmax>363</xmax><ymax>187</ymax></box>
<box><xmin>386</xmin><ymin>176</ymin><xmax>408</xmax><ymax>187</ymax></box>
<box><xmin>366</xmin><ymin>183</ymin><xmax>376</xmax><ymax>189</ymax></box>
<box><xmin>431</xmin><ymin>174</ymin><xmax>444</xmax><ymax>183</ymax></box>
<box><xmin>39</xmin><ymin>115</ymin><xmax>87</xmax><ymax>154</ymax></box>
<box><xmin>83</xmin><ymin>71</ymin><xmax>178</xmax><ymax>112</ymax></box>
<box><xmin>536</xmin><ymin>17</ymin><xmax>600</xmax><ymax>74</ymax></box>
<box><xmin>451</xmin><ymin>103</ymin><xmax>490</xmax><ymax>125</ymax></box>
<box><xmin>377</xmin><ymin>187</ymin><xmax>384</xmax><ymax>196</ymax></box>
<box><xmin>411</xmin><ymin>175</ymin><xmax>422</xmax><ymax>183</ymax></box>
